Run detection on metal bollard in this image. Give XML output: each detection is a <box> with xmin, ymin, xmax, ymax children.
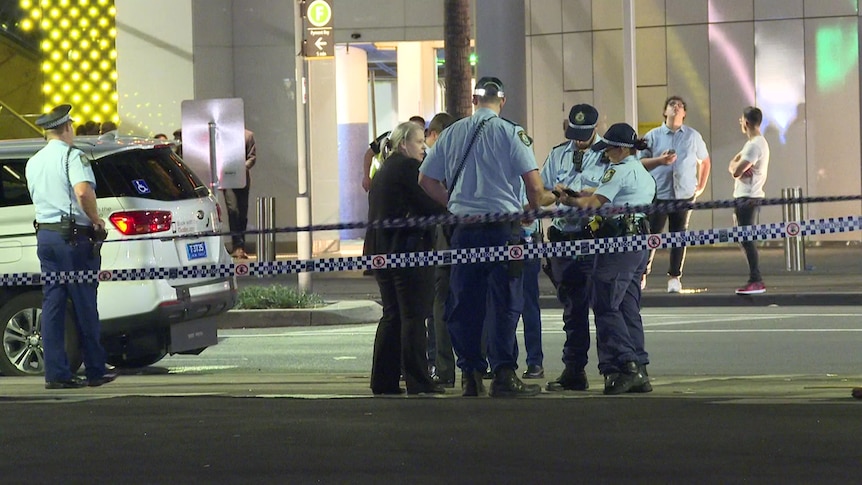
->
<box><xmin>781</xmin><ymin>187</ymin><xmax>806</xmax><ymax>271</ymax></box>
<box><xmin>256</xmin><ymin>197</ymin><xmax>276</xmax><ymax>262</ymax></box>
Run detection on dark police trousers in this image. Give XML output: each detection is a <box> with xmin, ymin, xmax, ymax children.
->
<box><xmin>550</xmin><ymin>255</ymin><xmax>594</xmax><ymax>370</ymax></box>
<box><xmin>446</xmin><ymin>222</ymin><xmax>522</xmax><ymax>374</ymax></box>
<box><xmin>592</xmin><ymin>250</ymin><xmax>649</xmax><ymax>375</ymax></box>
<box><xmin>36</xmin><ymin>228</ymin><xmax>108</xmax><ymax>382</ymax></box>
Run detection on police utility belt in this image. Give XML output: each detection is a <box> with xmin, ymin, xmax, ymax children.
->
<box><xmin>584</xmin><ymin>214</ymin><xmax>649</xmax><ymax>239</ymax></box>
<box><xmin>34</xmin><ymin>215</ymin><xmax>107</xmax><ymax>243</ymax></box>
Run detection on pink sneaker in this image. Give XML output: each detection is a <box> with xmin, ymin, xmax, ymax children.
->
<box><xmin>735</xmin><ymin>281</ymin><xmax>766</xmax><ymax>295</ymax></box>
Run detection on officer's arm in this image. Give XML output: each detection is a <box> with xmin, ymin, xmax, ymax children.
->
<box><xmin>522</xmin><ymin>170</ymin><xmax>557</xmax><ymax>209</ymax></box>
<box><xmin>560</xmin><ymin>192</ymin><xmax>609</xmax><ymax>209</ymax></box>
<box><xmin>418</xmin><ymin>173</ymin><xmax>449</xmax><ymax>207</ymax></box>
<box><xmin>362</xmin><ymin>148</ymin><xmax>375</xmax><ymax>192</ymax></box>
<box><xmin>74</xmin><ymin>182</ymin><xmax>105</xmax><ymax>230</ymax></box>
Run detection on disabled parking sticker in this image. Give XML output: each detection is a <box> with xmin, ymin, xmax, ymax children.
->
<box><xmin>132</xmin><ymin>179</ymin><xmax>151</xmax><ymax>195</ymax></box>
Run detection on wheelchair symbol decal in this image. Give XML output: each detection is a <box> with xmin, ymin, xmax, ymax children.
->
<box><xmin>132</xmin><ymin>179</ymin><xmax>151</xmax><ymax>195</ymax></box>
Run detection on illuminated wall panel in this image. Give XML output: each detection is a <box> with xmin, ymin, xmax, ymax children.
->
<box><xmin>802</xmin><ymin>0</ymin><xmax>858</xmax><ymax>18</ymax></box>
<box><xmin>804</xmin><ymin>16</ymin><xmax>861</xmax><ymax>229</ymax></box>
<box><xmin>19</xmin><ymin>0</ymin><xmax>118</xmax><ymax>123</ymax></box>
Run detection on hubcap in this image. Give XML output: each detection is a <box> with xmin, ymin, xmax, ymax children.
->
<box><xmin>2</xmin><ymin>307</ymin><xmax>45</xmax><ymax>375</ymax></box>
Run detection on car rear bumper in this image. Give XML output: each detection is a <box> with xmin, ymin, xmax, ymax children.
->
<box><xmin>102</xmin><ymin>276</ymin><xmax>238</xmax><ymax>335</ymax></box>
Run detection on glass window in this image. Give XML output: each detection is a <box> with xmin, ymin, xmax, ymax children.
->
<box><xmin>0</xmin><ymin>159</ymin><xmax>31</xmax><ymax>208</ymax></box>
<box><xmin>93</xmin><ymin>148</ymin><xmax>208</xmax><ymax>201</ymax></box>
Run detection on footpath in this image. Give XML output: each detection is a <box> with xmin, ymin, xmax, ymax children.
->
<box><xmin>221</xmin><ymin>244</ymin><xmax>861</xmax><ymax>329</ymax></box>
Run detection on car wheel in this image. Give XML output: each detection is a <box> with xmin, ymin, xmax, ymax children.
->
<box><xmin>106</xmin><ymin>351</ymin><xmax>167</xmax><ymax>369</ymax></box>
<box><xmin>0</xmin><ymin>292</ymin><xmax>82</xmax><ymax>376</ymax></box>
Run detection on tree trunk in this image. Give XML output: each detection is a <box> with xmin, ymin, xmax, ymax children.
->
<box><xmin>444</xmin><ymin>0</ymin><xmax>472</xmax><ymax>119</ymax></box>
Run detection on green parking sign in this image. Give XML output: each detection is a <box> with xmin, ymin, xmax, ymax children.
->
<box><xmin>307</xmin><ymin>0</ymin><xmax>332</xmax><ymax>28</ymax></box>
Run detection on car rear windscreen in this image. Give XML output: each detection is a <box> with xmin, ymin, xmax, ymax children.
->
<box><xmin>94</xmin><ymin>148</ymin><xmax>209</xmax><ymax>201</ymax></box>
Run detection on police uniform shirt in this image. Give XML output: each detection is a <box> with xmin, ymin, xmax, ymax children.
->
<box><xmin>640</xmin><ymin>123</ymin><xmax>708</xmax><ymax>200</ymax></box>
<box><xmin>518</xmin><ymin>182</ymin><xmax>539</xmax><ymax>240</ymax></box>
<box><xmin>733</xmin><ymin>135</ymin><xmax>770</xmax><ymax>199</ymax></box>
<box><xmin>594</xmin><ymin>154</ymin><xmax>656</xmax><ymax>209</ymax></box>
<box><xmin>26</xmin><ymin>139</ymin><xmax>96</xmax><ymax>224</ymax></box>
<box><xmin>540</xmin><ymin>137</ymin><xmax>607</xmax><ymax>232</ymax></box>
<box><xmin>420</xmin><ymin>107</ymin><xmax>538</xmax><ymax>216</ymax></box>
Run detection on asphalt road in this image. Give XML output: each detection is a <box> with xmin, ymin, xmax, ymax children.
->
<box><xmin>2</xmin><ymin>306</ymin><xmax>860</xmax><ymax>483</ymax></box>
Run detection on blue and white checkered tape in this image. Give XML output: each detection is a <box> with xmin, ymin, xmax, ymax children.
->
<box><xmin>1</xmin><ymin>216</ymin><xmax>859</xmax><ymax>285</ymax></box>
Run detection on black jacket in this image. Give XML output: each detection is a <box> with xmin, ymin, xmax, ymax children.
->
<box><xmin>364</xmin><ymin>152</ymin><xmax>447</xmax><ymax>256</ymax></box>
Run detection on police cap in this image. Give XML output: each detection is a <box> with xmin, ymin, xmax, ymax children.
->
<box><xmin>565</xmin><ymin>104</ymin><xmax>598</xmax><ymax>141</ymax></box>
<box><xmin>35</xmin><ymin>104</ymin><xmax>74</xmax><ymax>130</ymax></box>
<box><xmin>592</xmin><ymin>122</ymin><xmax>638</xmax><ymax>151</ymax></box>
<box><xmin>473</xmin><ymin>76</ymin><xmax>505</xmax><ymax>97</ymax></box>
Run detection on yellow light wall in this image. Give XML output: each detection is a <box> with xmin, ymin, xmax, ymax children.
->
<box><xmin>19</xmin><ymin>0</ymin><xmax>118</xmax><ymax>123</ymax></box>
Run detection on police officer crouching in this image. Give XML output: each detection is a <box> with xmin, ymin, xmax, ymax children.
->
<box><xmin>557</xmin><ymin>123</ymin><xmax>655</xmax><ymax>395</ymax></box>
<box><xmin>26</xmin><ymin>104</ymin><xmax>116</xmax><ymax>389</ymax></box>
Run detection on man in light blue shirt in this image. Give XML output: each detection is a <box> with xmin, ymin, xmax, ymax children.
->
<box><xmin>639</xmin><ymin>96</ymin><xmax>711</xmax><ymax>293</ymax></box>
<box><xmin>419</xmin><ymin>76</ymin><xmax>557</xmax><ymax>398</ymax></box>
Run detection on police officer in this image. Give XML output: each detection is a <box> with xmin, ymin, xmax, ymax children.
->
<box><xmin>558</xmin><ymin>123</ymin><xmax>655</xmax><ymax>395</ymax></box>
<box><xmin>418</xmin><ymin>77</ymin><xmax>557</xmax><ymax>397</ymax></box>
<box><xmin>26</xmin><ymin>104</ymin><xmax>116</xmax><ymax>389</ymax></box>
<box><xmin>540</xmin><ymin>104</ymin><xmax>608</xmax><ymax>392</ymax></box>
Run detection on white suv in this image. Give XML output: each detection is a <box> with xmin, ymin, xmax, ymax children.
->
<box><xmin>0</xmin><ymin>135</ymin><xmax>237</xmax><ymax>376</ymax></box>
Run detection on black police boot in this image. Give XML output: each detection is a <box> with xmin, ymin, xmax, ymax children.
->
<box><xmin>461</xmin><ymin>370</ymin><xmax>487</xmax><ymax>397</ymax></box>
<box><xmin>628</xmin><ymin>363</ymin><xmax>652</xmax><ymax>393</ymax></box>
<box><xmin>603</xmin><ymin>361</ymin><xmax>640</xmax><ymax>395</ymax></box>
<box><xmin>489</xmin><ymin>368</ymin><xmax>541</xmax><ymax>398</ymax></box>
<box><xmin>546</xmin><ymin>366</ymin><xmax>589</xmax><ymax>392</ymax></box>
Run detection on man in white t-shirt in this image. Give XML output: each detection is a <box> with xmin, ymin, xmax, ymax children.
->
<box><xmin>728</xmin><ymin>106</ymin><xmax>770</xmax><ymax>295</ymax></box>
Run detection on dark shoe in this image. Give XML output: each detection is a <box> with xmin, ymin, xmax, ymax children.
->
<box><xmin>408</xmin><ymin>383</ymin><xmax>446</xmax><ymax>395</ymax></box>
<box><xmin>628</xmin><ymin>364</ymin><xmax>652</xmax><ymax>393</ymax></box>
<box><xmin>461</xmin><ymin>370</ymin><xmax>487</xmax><ymax>397</ymax></box>
<box><xmin>603</xmin><ymin>361</ymin><xmax>641</xmax><ymax>395</ymax></box>
<box><xmin>489</xmin><ymin>368</ymin><xmax>541</xmax><ymax>398</ymax></box>
<box><xmin>432</xmin><ymin>374</ymin><xmax>455</xmax><ymax>388</ymax></box>
<box><xmin>45</xmin><ymin>377</ymin><xmax>87</xmax><ymax>389</ymax></box>
<box><xmin>372</xmin><ymin>387</ymin><xmax>405</xmax><ymax>396</ymax></box>
<box><xmin>88</xmin><ymin>372</ymin><xmax>118</xmax><ymax>387</ymax></box>
<box><xmin>521</xmin><ymin>364</ymin><xmax>544</xmax><ymax>379</ymax></box>
<box><xmin>546</xmin><ymin>366</ymin><xmax>589</xmax><ymax>392</ymax></box>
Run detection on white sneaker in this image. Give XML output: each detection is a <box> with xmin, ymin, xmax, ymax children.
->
<box><xmin>667</xmin><ymin>277</ymin><xmax>682</xmax><ymax>293</ymax></box>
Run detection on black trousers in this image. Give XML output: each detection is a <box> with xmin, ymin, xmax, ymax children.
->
<box><xmin>223</xmin><ymin>184</ymin><xmax>250</xmax><ymax>251</ymax></box>
<box><xmin>646</xmin><ymin>198</ymin><xmax>693</xmax><ymax>277</ymax></box>
<box><xmin>734</xmin><ymin>198</ymin><xmax>762</xmax><ymax>283</ymax></box>
<box><xmin>371</xmin><ymin>266</ymin><xmax>436</xmax><ymax>393</ymax></box>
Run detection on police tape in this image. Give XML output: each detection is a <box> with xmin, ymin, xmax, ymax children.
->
<box><xmin>1</xmin><ymin>215</ymin><xmax>858</xmax><ymax>286</ymax></box>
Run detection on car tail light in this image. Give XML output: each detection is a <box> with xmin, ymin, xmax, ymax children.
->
<box><xmin>216</xmin><ymin>202</ymin><xmax>223</xmax><ymax>223</ymax></box>
<box><xmin>109</xmin><ymin>211</ymin><xmax>173</xmax><ymax>235</ymax></box>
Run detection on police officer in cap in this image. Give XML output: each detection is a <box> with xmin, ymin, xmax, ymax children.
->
<box><xmin>26</xmin><ymin>104</ymin><xmax>117</xmax><ymax>389</ymax></box>
<box><xmin>540</xmin><ymin>104</ymin><xmax>608</xmax><ymax>392</ymax></box>
<box><xmin>419</xmin><ymin>77</ymin><xmax>557</xmax><ymax>398</ymax></box>
<box><xmin>557</xmin><ymin>122</ymin><xmax>655</xmax><ymax>395</ymax></box>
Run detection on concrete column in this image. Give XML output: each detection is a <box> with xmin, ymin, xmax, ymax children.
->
<box><xmin>307</xmin><ymin>57</ymin><xmax>339</xmax><ymax>253</ymax></box>
<box><xmin>475</xmin><ymin>0</ymin><xmax>527</xmax><ymax>128</ymax></box>
<box><xmin>397</xmin><ymin>42</ymin><xmax>423</xmax><ymax>121</ymax></box>
<box><xmin>336</xmin><ymin>45</ymin><xmax>369</xmax><ymax>240</ymax></box>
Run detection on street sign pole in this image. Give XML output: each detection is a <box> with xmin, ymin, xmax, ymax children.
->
<box><xmin>295</xmin><ymin>0</ymin><xmax>312</xmax><ymax>292</ymax></box>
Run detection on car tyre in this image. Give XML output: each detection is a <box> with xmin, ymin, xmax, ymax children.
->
<box><xmin>0</xmin><ymin>292</ymin><xmax>82</xmax><ymax>376</ymax></box>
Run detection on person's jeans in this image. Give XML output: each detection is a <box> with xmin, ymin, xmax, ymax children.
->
<box><xmin>646</xmin><ymin>198</ymin><xmax>693</xmax><ymax>277</ymax></box>
<box><xmin>223</xmin><ymin>183</ymin><xmax>250</xmax><ymax>251</ymax></box>
<box><xmin>734</xmin><ymin>198</ymin><xmax>762</xmax><ymax>283</ymax></box>
<box><xmin>519</xmin><ymin>257</ymin><xmax>543</xmax><ymax>367</ymax></box>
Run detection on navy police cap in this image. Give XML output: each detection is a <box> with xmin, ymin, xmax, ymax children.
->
<box><xmin>565</xmin><ymin>104</ymin><xmax>598</xmax><ymax>141</ymax></box>
<box><xmin>35</xmin><ymin>104</ymin><xmax>74</xmax><ymax>130</ymax></box>
<box><xmin>592</xmin><ymin>122</ymin><xmax>639</xmax><ymax>151</ymax></box>
<box><xmin>474</xmin><ymin>76</ymin><xmax>505</xmax><ymax>97</ymax></box>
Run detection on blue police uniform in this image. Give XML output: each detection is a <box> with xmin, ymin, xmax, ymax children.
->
<box><xmin>540</xmin><ymin>138</ymin><xmax>606</xmax><ymax>381</ymax></box>
<box><xmin>590</xmin><ymin>152</ymin><xmax>656</xmax><ymax>390</ymax></box>
<box><xmin>420</xmin><ymin>107</ymin><xmax>536</xmax><ymax>377</ymax></box>
<box><xmin>27</xmin><ymin>127</ymin><xmax>110</xmax><ymax>385</ymax></box>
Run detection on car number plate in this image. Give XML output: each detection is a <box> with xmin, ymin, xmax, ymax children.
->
<box><xmin>186</xmin><ymin>241</ymin><xmax>207</xmax><ymax>260</ymax></box>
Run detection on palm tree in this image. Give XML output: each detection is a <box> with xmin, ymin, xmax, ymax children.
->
<box><xmin>444</xmin><ymin>0</ymin><xmax>472</xmax><ymax>119</ymax></box>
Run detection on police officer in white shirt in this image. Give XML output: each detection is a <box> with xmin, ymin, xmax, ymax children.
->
<box><xmin>728</xmin><ymin>106</ymin><xmax>770</xmax><ymax>295</ymax></box>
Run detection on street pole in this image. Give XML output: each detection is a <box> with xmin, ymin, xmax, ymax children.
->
<box><xmin>294</xmin><ymin>0</ymin><xmax>312</xmax><ymax>292</ymax></box>
<box><xmin>623</xmin><ymin>0</ymin><xmax>637</xmax><ymax>129</ymax></box>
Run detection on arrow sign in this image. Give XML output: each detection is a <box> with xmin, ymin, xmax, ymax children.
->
<box><xmin>304</xmin><ymin>0</ymin><xmax>334</xmax><ymax>59</ymax></box>
<box><xmin>315</xmin><ymin>37</ymin><xmax>327</xmax><ymax>51</ymax></box>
